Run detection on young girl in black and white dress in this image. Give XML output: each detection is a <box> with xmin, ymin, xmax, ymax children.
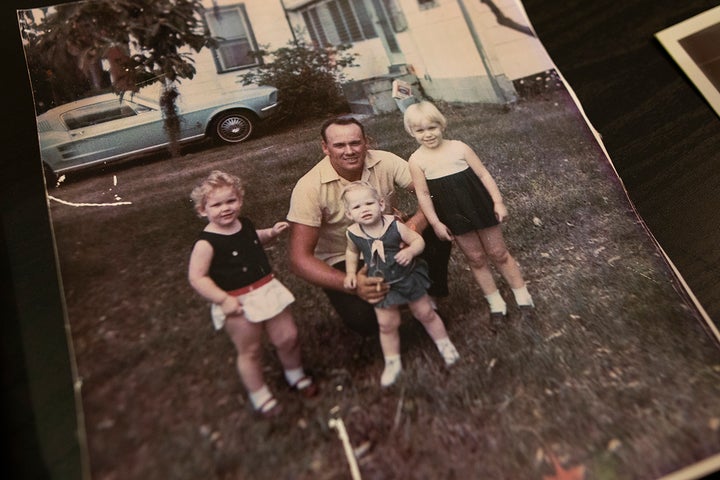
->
<box><xmin>404</xmin><ymin>102</ymin><xmax>534</xmax><ymax>330</ymax></box>
<box><xmin>188</xmin><ymin>170</ymin><xmax>317</xmax><ymax>418</ymax></box>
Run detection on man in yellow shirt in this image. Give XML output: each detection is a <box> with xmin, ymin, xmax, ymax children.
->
<box><xmin>287</xmin><ymin>116</ymin><xmax>450</xmax><ymax>335</ymax></box>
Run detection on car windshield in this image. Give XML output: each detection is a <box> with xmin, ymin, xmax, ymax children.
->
<box><xmin>62</xmin><ymin>99</ymin><xmax>154</xmax><ymax>130</ymax></box>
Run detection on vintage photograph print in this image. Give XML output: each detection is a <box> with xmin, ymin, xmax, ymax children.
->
<box><xmin>17</xmin><ymin>0</ymin><xmax>720</xmax><ymax>478</ymax></box>
<box><xmin>656</xmin><ymin>5</ymin><xmax>720</xmax><ymax>118</ymax></box>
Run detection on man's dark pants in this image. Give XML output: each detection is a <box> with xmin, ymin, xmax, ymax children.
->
<box><xmin>323</xmin><ymin>229</ymin><xmax>451</xmax><ymax>336</ymax></box>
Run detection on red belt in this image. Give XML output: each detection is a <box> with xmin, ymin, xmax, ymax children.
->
<box><xmin>227</xmin><ymin>274</ymin><xmax>274</xmax><ymax>296</ymax></box>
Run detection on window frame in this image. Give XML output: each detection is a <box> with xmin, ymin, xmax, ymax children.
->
<box><xmin>204</xmin><ymin>3</ymin><xmax>261</xmax><ymax>73</ymax></box>
<box><xmin>299</xmin><ymin>0</ymin><xmax>378</xmax><ymax>48</ymax></box>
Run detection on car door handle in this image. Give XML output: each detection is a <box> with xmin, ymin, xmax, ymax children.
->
<box><xmin>70</xmin><ymin>130</ymin><xmax>85</xmax><ymax>137</ymax></box>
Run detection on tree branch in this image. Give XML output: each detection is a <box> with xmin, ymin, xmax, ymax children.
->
<box><xmin>480</xmin><ymin>0</ymin><xmax>535</xmax><ymax>38</ymax></box>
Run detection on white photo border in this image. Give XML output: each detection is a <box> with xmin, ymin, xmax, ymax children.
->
<box><xmin>656</xmin><ymin>5</ymin><xmax>720</xmax><ymax>118</ymax></box>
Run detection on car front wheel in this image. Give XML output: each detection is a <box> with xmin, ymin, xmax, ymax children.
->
<box><xmin>210</xmin><ymin>110</ymin><xmax>255</xmax><ymax>143</ymax></box>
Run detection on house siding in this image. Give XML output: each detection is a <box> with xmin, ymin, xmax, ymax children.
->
<box><xmin>395</xmin><ymin>0</ymin><xmax>552</xmax><ymax>103</ymax></box>
<box><xmin>140</xmin><ymin>0</ymin><xmax>294</xmax><ymax>99</ymax></box>
<box><xmin>286</xmin><ymin>0</ymin><xmax>552</xmax><ymax>104</ymax></box>
<box><xmin>140</xmin><ymin>0</ymin><xmax>553</xmax><ymax>107</ymax></box>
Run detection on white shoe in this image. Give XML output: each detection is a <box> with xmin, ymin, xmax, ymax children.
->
<box><xmin>381</xmin><ymin>358</ymin><xmax>402</xmax><ymax>387</ymax></box>
<box><xmin>439</xmin><ymin>342</ymin><xmax>460</xmax><ymax>366</ymax></box>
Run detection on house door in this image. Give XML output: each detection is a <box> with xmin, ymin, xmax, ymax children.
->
<box><xmin>368</xmin><ymin>0</ymin><xmax>406</xmax><ymax>67</ymax></box>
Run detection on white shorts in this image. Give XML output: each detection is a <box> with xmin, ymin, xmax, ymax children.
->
<box><xmin>210</xmin><ymin>278</ymin><xmax>295</xmax><ymax>330</ymax></box>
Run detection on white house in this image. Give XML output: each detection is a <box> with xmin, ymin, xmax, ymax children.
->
<box><xmin>145</xmin><ymin>0</ymin><xmax>553</xmax><ymax>110</ymax></box>
<box><xmin>282</xmin><ymin>0</ymin><xmax>553</xmax><ymax>106</ymax></box>
<box><xmin>140</xmin><ymin>1</ymin><xmax>293</xmax><ymax>99</ymax></box>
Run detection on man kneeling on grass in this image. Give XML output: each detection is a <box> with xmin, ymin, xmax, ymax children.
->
<box><xmin>286</xmin><ymin>115</ymin><xmax>452</xmax><ymax>336</ymax></box>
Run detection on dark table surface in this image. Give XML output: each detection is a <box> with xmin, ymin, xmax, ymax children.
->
<box><xmin>522</xmin><ymin>0</ymin><xmax>720</xmax><ymax>323</ymax></box>
<box><xmin>3</xmin><ymin>1</ymin><xmax>719</xmax><ymax>478</ymax></box>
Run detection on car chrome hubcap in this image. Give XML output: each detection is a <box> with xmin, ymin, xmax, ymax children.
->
<box><xmin>219</xmin><ymin>116</ymin><xmax>250</xmax><ymax>141</ymax></box>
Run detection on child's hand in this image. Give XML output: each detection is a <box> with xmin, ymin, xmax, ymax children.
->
<box><xmin>394</xmin><ymin>247</ymin><xmax>415</xmax><ymax>266</ymax></box>
<box><xmin>344</xmin><ymin>273</ymin><xmax>357</xmax><ymax>289</ymax></box>
<box><xmin>494</xmin><ymin>202</ymin><xmax>508</xmax><ymax>223</ymax></box>
<box><xmin>220</xmin><ymin>295</ymin><xmax>244</xmax><ymax>317</ymax></box>
<box><xmin>433</xmin><ymin>222</ymin><xmax>454</xmax><ymax>242</ymax></box>
<box><xmin>272</xmin><ymin>221</ymin><xmax>290</xmax><ymax>236</ymax></box>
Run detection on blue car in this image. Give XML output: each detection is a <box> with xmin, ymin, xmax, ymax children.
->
<box><xmin>36</xmin><ymin>85</ymin><xmax>279</xmax><ymax>179</ymax></box>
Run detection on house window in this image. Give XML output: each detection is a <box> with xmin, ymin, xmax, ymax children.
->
<box><xmin>205</xmin><ymin>4</ymin><xmax>259</xmax><ymax>72</ymax></box>
<box><xmin>300</xmin><ymin>0</ymin><xmax>378</xmax><ymax>47</ymax></box>
<box><xmin>418</xmin><ymin>0</ymin><xmax>438</xmax><ymax>10</ymax></box>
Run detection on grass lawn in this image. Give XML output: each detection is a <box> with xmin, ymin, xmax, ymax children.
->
<box><xmin>47</xmin><ymin>88</ymin><xmax>720</xmax><ymax>479</ymax></box>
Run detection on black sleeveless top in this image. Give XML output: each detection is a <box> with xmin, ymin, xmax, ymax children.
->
<box><xmin>196</xmin><ymin>217</ymin><xmax>272</xmax><ymax>291</ymax></box>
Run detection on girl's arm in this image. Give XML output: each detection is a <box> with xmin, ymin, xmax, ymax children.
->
<box><xmin>409</xmin><ymin>160</ymin><xmax>454</xmax><ymax>241</ymax></box>
<box><xmin>188</xmin><ymin>240</ymin><xmax>243</xmax><ymax>315</ymax></box>
<box><xmin>344</xmin><ymin>233</ymin><xmax>360</xmax><ymax>289</ymax></box>
<box><xmin>394</xmin><ymin>221</ymin><xmax>425</xmax><ymax>266</ymax></box>
<box><xmin>257</xmin><ymin>221</ymin><xmax>289</xmax><ymax>245</ymax></box>
<box><xmin>460</xmin><ymin>141</ymin><xmax>508</xmax><ymax>222</ymax></box>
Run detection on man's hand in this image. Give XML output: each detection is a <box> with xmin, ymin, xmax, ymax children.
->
<box><xmin>356</xmin><ymin>264</ymin><xmax>388</xmax><ymax>304</ymax></box>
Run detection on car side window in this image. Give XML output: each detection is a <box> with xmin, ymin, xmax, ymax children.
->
<box><xmin>62</xmin><ymin>101</ymin><xmax>141</xmax><ymax>130</ymax></box>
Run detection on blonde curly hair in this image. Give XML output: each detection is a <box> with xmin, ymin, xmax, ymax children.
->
<box><xmin>190</xmin><ymin>170</ymin><xmax>245</xmax><ymax>216</ymax></box>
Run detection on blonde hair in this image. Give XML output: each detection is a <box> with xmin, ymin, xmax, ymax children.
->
<box><xmin>340</xmin><ymin>180</ymin><xmax>382</xmax><ymax>207</ymax></box>
<box><xmin>190</xmin><ymin>170</ymin><xmax>245</xmax><ymax>214</ymax></box>
<box><xmin>403</xmin><ymin>101</ymin><xmax>447</xmax><ymax>135</ymax></box>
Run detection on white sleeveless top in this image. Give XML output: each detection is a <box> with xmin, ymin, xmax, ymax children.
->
<box><xmin>409</xmin><ymin>140</ymin><xmax>469</xmax><ymax>180</ymax></box>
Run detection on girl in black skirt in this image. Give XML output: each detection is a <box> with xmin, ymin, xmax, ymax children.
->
<box><xmin>404</xmin><ymin>102</ymin><xmax>534</xmax><ymax>330</ymax></box>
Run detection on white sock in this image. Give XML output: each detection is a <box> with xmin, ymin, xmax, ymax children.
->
<box><xmin>381</xmin><ymin>355</ymin><xmax>402</xmax><ymax>387</ymax></box>
<box><xmin>435</xmin><ymin>337</ymin><xmax>460</xmax><ymax>366</ymax></box>
<box><xmin>485</xmin><ymin>290</ymin><xmax>507</xmax><ymax>314</ymax></box>
<box><xmin>512</xmin><ymin>286</ymin><xmax>534</xmax><ymax>307</ymax></box>
<box><xmin>284</xmin><ymin>367</ymin><xmax>306</xmax><ymax>387</ymax></box>
<box><xmin>249</xmin><ymin>384</ymin><xmax>273</xmax><ymax>410</ymax></box>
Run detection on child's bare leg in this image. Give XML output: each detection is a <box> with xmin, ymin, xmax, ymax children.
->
<box><xmin>454</xmin><ymin>231</ymin><xmax>499</xmax><ymax>294</ymax></box>
<box><xmin>225</xmin><ymin>314</ymin><xmax>265</xmax><ymax>391</ymax></box>
<box><xmin>454</xmin><ymin>231</ymin><xmax>507</xmax><ymax>316</ymax></box>
<box><xmin>478</xmin><ymin>225</ymin><xmax>524</xmax><ymax>288</ymax></box>
<box><xmin>376</xmin><ymin>306</ymin><xmax>401</xmax><ymax>357</ymax></box>
<box><xmin>409</xmin><ymin>295</ymin><xmax>459</xmax><ymax>365</ymax></box>
<box><xmin>479</xmin><ymin>226</ymin><xmax>534</xmax><ymax>307</ymax></box>
<box><xmin>375</xmin><ymin>307</ymin><xmax>402</xmax><ymax>386</ymax></box>
<box><xmin>266</xmin><ymin>308</ymin><xmax>317</xmax><ymax>396</ymax></box>
<box><xmin>266</xmin><ymin>308</ymin><xmax>301</xmax><ymax>370</ymax></box>
<box><xmin>225</xmin><ymin>314</ymin><xmax>278</xmax><ymax>412</ymax></box>
<box><xmin>408</xmin><ymin>294</ymin><xmax>449</xmax><ymax>340</ymax></box>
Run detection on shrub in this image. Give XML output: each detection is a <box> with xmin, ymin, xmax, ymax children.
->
<box><xmin>239</xmin><ymin>36</ymin><xmax>358</xmax><ymax>121</ymax></box>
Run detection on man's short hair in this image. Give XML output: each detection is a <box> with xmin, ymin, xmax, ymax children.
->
<box><xmin>320</xmin><ymin>115</ymin><xmax>367</xmax><ymax>143</ymax></box>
